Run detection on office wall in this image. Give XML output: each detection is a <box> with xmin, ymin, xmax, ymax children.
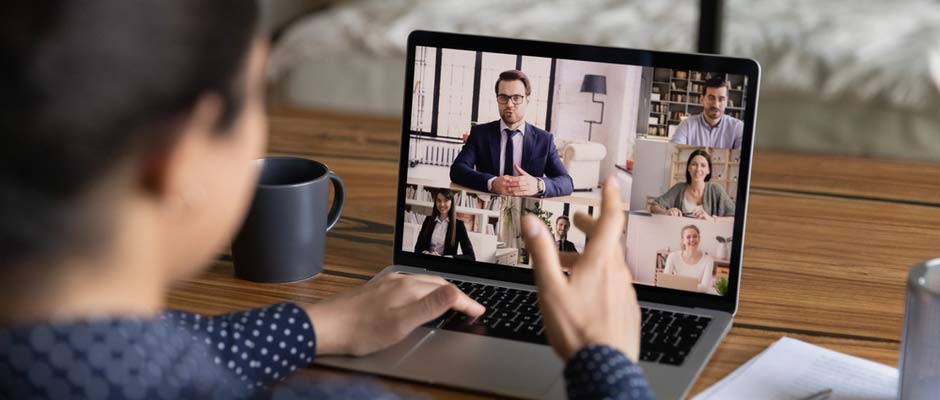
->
<box><xmin>551</xmin><ymin>60</ymin><xmax>643</xmax><ymax>181</ymax></box>
<box><xmin>630</xmin><ymin>138</ymin><xmax>672</xmax><ymax>211</ymax></box>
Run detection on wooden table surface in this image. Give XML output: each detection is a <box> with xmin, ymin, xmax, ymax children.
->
<box><xmin>167</xmin><ymin>105</ymin><xmax>940</xmax><ymax>399</ymax></box>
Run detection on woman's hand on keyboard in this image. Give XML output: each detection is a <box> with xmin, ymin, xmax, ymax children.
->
<box><xmin>303</xmin><ymin>273</ymin><xmax>485</xmax><ymax>356</ymax></box>
<box><xmin>523</xmin><ymin>176</ymin><xmax>641</xmax><ymax>362</ymax></box>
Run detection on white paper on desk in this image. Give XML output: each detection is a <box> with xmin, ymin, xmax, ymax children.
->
<box><xmin>693</xmin><ymin>337</ymin><xmax>898</xmax><ymax>400</ymax></box>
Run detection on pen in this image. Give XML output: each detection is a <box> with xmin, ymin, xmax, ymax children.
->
<box><xmin>798</xmin><ymin>388</ymin><xmax>832</xmax><ymax>400</ymax></box>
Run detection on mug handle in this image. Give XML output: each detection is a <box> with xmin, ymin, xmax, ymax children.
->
<box><xmin>326</xmin><ymin>171</ymin><xmax>345</xmax><ymax>232</ymax></box>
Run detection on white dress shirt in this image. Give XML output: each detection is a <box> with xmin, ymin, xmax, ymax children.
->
<box><xmin>486</xmin><ymin>120</ymin><xmax>526</xmax><ymax>191</ymax></box>
<box><xmin>429</xmin><ymin>216</ymin><xmax>449</xmax><ymax>255</ymax></box>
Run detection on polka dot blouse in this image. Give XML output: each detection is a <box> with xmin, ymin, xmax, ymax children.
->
<box><xmin>0</xmin><ymin>303</ymin><xmax>654</xmax><ymax>399</ymax></box>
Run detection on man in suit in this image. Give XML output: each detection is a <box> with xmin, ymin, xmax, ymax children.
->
<box><xmin>555</xmin><ymin>215</ymin><xmax>578</xmax><ymax>253</ymax></box>
<box><xmin>450</xmin><ymin>70</ymin><xmax>573</xmax><ymax>198</ymax></box>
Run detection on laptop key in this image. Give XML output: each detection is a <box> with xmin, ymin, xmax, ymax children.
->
<box><xmin>637</xmin><ymin>309</ymin><xmax>713</xmax><ymax>365</ymax></box>
<box><xmin>497</xmin><ymin>320</ymin><xmax>519</xmax><ymax>332</ymax></box>
<box><xmin>640</xmin><ymin>350</ymin><xmax>662</xmax><ymax>362</ymax></box>
<box><xmin>433</xmin><ymin>279</ymin><xmax>547</xmax><ymax>345</ymax></box>
<box><xmin>660</xmin><ymin>355</ymin><xmax>685</xmax><ymax>366</ymax></box>
<box><xmin>486</xmin><ymin>318</ymin><xmax>503</xmax><ymax>330</ymax></box>
<box><xmin>423</xmin><ymin>310</ymin><xmax>454</xmax><ymax>328</ymax></box>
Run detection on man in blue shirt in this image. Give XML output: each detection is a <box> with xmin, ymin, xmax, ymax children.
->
<box><xmin>670</xmin><ymin>77</ymin><xmax>744</xmax><ymax>149</ymax></box>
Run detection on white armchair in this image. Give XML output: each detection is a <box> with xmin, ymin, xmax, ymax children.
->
<box><xmin>554</xmin><ymin>139</ymin><xmax>608</xmax><ymax>190</ymax></box>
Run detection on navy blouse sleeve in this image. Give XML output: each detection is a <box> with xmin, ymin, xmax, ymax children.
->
<box><xmin>564</xmin><ymin>345</ymin><xmax>657</xmax><ymax>400</ymax></box>
<box><xmin>162</xmin><ymin>302</ymin><xmax>316</xmax><ymax>390</ymax></box>
<box><xmin>163</xmin><ymin>304</ymin><xmax>654</xmax><ymax>399</ymax></box>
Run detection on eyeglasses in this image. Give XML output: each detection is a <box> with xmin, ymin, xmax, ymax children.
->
<box><xmin>496</xmin><ymin>94</ymin><xmax>526</xmax><ymax>105</ymax></box>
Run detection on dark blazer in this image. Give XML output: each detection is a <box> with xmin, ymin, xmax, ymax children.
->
<box><xmin>449</xmin><ymin>121</ymin><xmax>573</xmax><ymax>198</ymax></box>
<box><xmin>414</xmin><ymin>217</ymin><xmax>475</xmax><ymax>261</ymax></box>
<box><xmin>557</xmin><ymin>239</ymin><xmax>579</xmax><ymax>253</ymax></box>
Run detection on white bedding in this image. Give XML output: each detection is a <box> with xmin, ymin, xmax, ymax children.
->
<box><xmin>269</xmin><ymin>0</ymin><xmax>940</xmax><ymax>160</ymax></box>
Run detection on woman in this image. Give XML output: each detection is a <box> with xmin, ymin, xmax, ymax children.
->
<box><xmin>651</xmin><ymin>149</ymin><xmax>735</xmax><ymax>219</ymax></box>
<box><xmin>0</xmin><ymin>2</ymin><xmax>652</xmax><ymax>399</ymax></box>
<box><xmin>414</xmin><ymin>189</ymin><xmax>475</xmax><ymax>260</ymax></box>
<box><xmin>664</xmin><ymin>225</ymin><xmax>715</xmax><ymax>293</ymax></box>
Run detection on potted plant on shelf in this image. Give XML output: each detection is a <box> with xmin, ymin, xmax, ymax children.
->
<box><xmin>523</xmin><ymin>203</ymin><xmax>554</xmax><ymax>238</ymax></box>
<box><xmin>713</xmin><ymin>276</ymin><xmax>729</xmax><ymax>296</ymax></box>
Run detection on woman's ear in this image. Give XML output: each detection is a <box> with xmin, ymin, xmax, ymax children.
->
<box><xmin>139</xmin><ymin>94</ymin><xmax>223</xmax><ymax>204</ymax></box>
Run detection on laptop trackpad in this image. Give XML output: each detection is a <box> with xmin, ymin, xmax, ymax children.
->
<box><xmin>396</xmin><ymin>330</ymin><xmax>563</xmax><ymax>398</ymax></box>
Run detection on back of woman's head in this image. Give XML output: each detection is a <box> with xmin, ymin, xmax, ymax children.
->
<box><xmin>0</xmin><ymin>0</ymin><xmax>259</xmax><ymax>268</ymax></box>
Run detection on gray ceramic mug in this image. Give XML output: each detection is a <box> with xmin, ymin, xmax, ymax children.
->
<box><xmin>232</xmin><ymin>157</ymin><xmax>345</xmax><ymax>283</ymax></box>
<box><xmin>898</xmin><ymin>258</ymin><xmax>940</xmax><ymax>399</ymax></box>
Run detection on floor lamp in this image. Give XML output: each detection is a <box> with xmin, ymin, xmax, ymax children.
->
<box><xmin>580</xmin><ymin>74</ymin><xmax>607</xmax><ymax>141</ymax></box>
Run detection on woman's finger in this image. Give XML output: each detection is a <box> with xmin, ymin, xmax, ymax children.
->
<box><xmin>558</xmin><ymin>252</ymin><xmax>579</xmax><ymax>269</ymax></box>
<box><xmin>402</xmin><ymin>273</ymin><xmax>450</xmax><ymax>286</ymax></box>
<box><xmin>523</xmin><ymin>215</ymin><xmax>566</xmax><ymax>297</ymax></box>
<box><xmin>574</xmin><ymin>177</ymin><xmax>625</xmax><ymax>274</ymax></box>
<box><xmin>383</xmin><ymin>279</ymin><xmax>452</xmax><ymax>308</ymax></box>
<box><xmin>393</xmin><ymin>285</ymin><xmax>484</xmax><ymax>331</ymax></box>
<box><xmin>572</xmin><ymin>211</ymin><xmax>596</xmax><ymax>236</ymax></box>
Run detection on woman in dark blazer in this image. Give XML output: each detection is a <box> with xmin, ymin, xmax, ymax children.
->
<box><xmin>414</xmin><ymin>189</ymin><xmax>475</xmax><ymax>260</ymax></box>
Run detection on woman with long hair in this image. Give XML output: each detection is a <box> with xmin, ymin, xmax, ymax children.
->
<box><xmin>651</xmin><ymin>149</ymin><xmax>735</xmax><ymax>219</ymax></box>
<box><xmin>414</xmin><ymin>189</ymin><xmax>475</xmax><ymax>260</ymax></box>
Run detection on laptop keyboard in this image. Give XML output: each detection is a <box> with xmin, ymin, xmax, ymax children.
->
<box><xmin>429</xmin><ymin>278</ymin><xmax>712</xmax><ymax>366</ymax></box>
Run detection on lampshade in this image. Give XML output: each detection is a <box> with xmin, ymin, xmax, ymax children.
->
<box><xmin>580</xmin><ymin>74</ymin><xmax>607</xmax><ymax>95</ymax></box>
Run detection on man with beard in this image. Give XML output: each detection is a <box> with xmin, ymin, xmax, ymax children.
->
<box><xmin>670</xmin><ymin>77</ymin><xmax>744</xmax><ymax>149</ymax></box>
<box><xmin>450</xmin><ymin>70</ymin><xmax>573</xmax><ymax>198</ymax></box>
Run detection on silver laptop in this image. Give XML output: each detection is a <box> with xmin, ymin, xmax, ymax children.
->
<box><xmin>317</xmin><ymin>30</ymin><xmax>759</xmax><ymax>399</ymax></box>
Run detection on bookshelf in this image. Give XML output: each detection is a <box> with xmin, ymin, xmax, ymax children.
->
<box><xmin>668</xmin><ymin>145</ymin><xmax>741</xmax><ymax>202</ymax></box>
<box><xmin>646</xmin><ymin>68</ymin><xmax>748</xmax><ymax>140</ymax></box>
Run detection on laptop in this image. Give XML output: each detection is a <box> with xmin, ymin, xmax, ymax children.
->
<box><xmin>317</xmin><ymin>30</ymin><xmax>759</xmax><ymax>399</ymax></box>
<box><xmin>658</xmin><ymin>273</ymin><xmax>701</xmax><ymax>292</ymax></box>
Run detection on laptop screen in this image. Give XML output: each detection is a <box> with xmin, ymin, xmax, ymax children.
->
<box><xmin>396</xmin><ymin>31</ymin><xmax>758</xmax><ymax>308</ymax></box>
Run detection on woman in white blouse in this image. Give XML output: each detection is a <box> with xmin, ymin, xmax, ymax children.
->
<box><xmin>414</xmin><ymin>189</ymin><xmax>475</xmax><ymax>260</ymax></box>
<box><xmin>664</xmin><ymin>225</ymin><xmax>714</xmax><ymax>293</ymax></box>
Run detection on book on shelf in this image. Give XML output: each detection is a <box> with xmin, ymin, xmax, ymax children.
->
<box><xmin>487</xmin><ymin>196</ymin><xmax>502</xmax><ymax>211</ymax></box>
<box><xmin>403</xmin><ymin>210</ymin><xmax>427</xmax><ymax>225</ymax></box>
<box><xmin>456</xmin><ymin>213</ymin><xmax>477</xmax><ymax>233</ymax></box>
<box><xmin>407</xmin><ymin>185</ymin><xmax>435</xmax><ymax>203</ymax></box>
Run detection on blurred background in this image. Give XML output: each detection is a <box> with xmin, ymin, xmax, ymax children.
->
<box><xmin>260</xmin><ymin>0</ymin><xmax>940</xmax><ymax>161</ymax></box>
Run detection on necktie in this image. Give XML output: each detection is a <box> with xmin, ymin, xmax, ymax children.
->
<box><xmin>558</xmin><ymin>240</ymin><xmax>563</xmax><ymax>252</ymax></box>
<box><xmin>504</xmin><ymin>129</ymin><xmax>517</xmax><ymax>176</ymax></box>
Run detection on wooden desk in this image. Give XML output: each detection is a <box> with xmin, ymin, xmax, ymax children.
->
<box><xmin>167</xmin><ymin>105</ymin><xmax>940</xmax><ymax>399</ymax></box>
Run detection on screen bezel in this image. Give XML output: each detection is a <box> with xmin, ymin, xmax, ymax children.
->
<box><xmin>393</xmin><ymin>30</ymin><xmax>759</xmax><ymax>314</ymax></box>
